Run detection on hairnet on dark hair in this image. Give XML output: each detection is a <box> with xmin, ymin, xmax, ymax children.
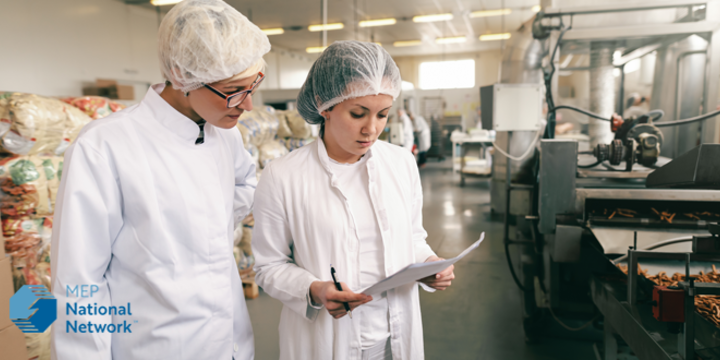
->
<box><xmin>296</xmin><ymin>40</ymin><xmax>402</xmax><ymax>125</ymax></box>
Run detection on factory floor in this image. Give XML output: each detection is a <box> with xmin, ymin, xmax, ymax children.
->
<box><xmin>246</xmin><ymin>160</ymin><xmax>599</xmax><ymax>360</ymax></box>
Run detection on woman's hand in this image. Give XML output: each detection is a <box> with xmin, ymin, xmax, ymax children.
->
<box><xmin>310</xmin><ymin>281</ymin><xmax>372</xmax><ymax>319</ymax></box>
<box><xmin>419</xmin><ymin>255</ymin><xmax>455</xmax><ymax>290</ymax></box>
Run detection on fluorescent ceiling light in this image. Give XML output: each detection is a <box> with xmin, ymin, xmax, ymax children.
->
<box><xmin>479</xmin><ymin>33</ymin><xmax>511</xmax><ymax>41</ymax></box>
<box><xmin>306</xmin><ymin>47</ymin><xmax>328</xmax><ymax>53</ymax></box>
<box><xmin>531</xmin><ymin>5</ymin><xmax>541</xmax><ymax>12</ymax></box>
<box><xmin>261</xmin><ymin>28</ymin><xmax>284</xmax><ymax>36</ymax></box>
<box><xmin>359</xmin><ymin>18</ymin><xmax>397</xmax><ymax>27</ymax></box>
<box><xmin>151</xmin><ymin>0</ymin><xmax>182</xmax><ymax>5</ymax></box>
<box><xmin>401</xmin><ymin>81</ymin><xmax>415</xmax><ymax>90</ymax></box>
<box><xmin>436</xmin><ymin>36</ymin><xmax>467</xmax><ymax>44</ymax></box>
<box><xmin>308</xmin><ymin>23</ymin><xmax>344</xmax><ymax>32</ymax></box>
<box><xmin>413</xmin><ymin>13</ymin><xmax>453</xmax><ymax>23</ymax></box>
<box><xmin>394</xmin><ymin>40</ymin><xmax>423</xmax><ymax>47</ymax></box>
<box><xmin>470</xmin><ymin>9</ymin><xmax>511</xmax><ymax>18</ymax></box>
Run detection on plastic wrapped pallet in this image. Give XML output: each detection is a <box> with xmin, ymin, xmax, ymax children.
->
<box><xmin>0</xmin><ymin>156</ymin><xmax>51</xmax><ymax>217</ymax></box>
<box><xmin>275</xmin><ymin>110</ymin><xmax>293</xmax><ymax>138</ymax></box>
<box><xmin>256</xmin><ymin>108</ymin><xmax>279</xmax><ymax>143</ymax></box>
<box><xmin>236</xmin><ymin>108</ymin><xmax>279</xmax><ymax>148</ymax></box>
<box><xmin>258</xmin><ymin>140</ymin><xmax>288</xmax><ymax>169</ymax></box>
<box><xmin>285</xmin><ymin>109</ymin><xmax>312</xmax><ymax>139</ymax></box>
<box><xmin>62</xmin><ymin>96</ymin><xmax>125</xmax><ymax>120</ymax></box>
<box><xmin>37</xmin><ymin>156</ymin><xmax>63</xmax><ymax>211</ymax></box>
<box><xmin>3</xmin><ymin>94</ymin><xmax>92</xmax><ymax>156</ymax></box>
<box><xmin>280</xmin><ymin>137</ymin><xmax>315</xmax><ymax>152</ymax></box>
<box><xmin>3</xmin><ymin>216</ymin><xmax>52</xmax><ymax>291</ymax></box>
<box><xmin>61</xmin><ymin>103</ymin><xmax>93</xmax><ymax>150</ymax></box>
<box><xmin>0</xmin><ymin>93</ymin><xmax>11</xmax><ymax>134</ymax></box>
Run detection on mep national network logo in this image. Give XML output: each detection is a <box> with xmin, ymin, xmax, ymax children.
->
<box><xmin>10</xmin><ymin>285</ymin><xmax>57</xmax><ymax>333</ymax></box>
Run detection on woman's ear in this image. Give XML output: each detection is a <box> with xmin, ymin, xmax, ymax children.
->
<box><xmin>320</xmin><ymin>109</ymin><xmax>331</xmax><ymax>121</ymax></box>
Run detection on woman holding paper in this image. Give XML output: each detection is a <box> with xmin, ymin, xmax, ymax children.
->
<box><xmin>252</xmin><ymin>41</ymin><xmax>454</xmax><ymax>360</ymax></box>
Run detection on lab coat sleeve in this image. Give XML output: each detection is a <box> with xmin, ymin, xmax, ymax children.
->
<box><xmin>252</xmin><ymin>165</ymin><xmax>322</xmax><ymax>321</ymax></box>
<box><xmin>233</xmin><ymin>139</ymin><xmax>258</xmax><ymax>227</ymax></box>
<box><xmin>409</xmin><ymin>155</ymin><xmax>435</xmax><ymax>263</ymax></box>
<box><xmin>50</xmin><ymin>140</ymin><xmax>123</xmax><ymax>360</ymax></box>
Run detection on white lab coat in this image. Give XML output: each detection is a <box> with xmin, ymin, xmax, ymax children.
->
<box><xmin>413</xmin><ymin>115</ymin><xmax>431</xmax><ymax>152</ymax></box>
<box><xmin>399</xmin><ymin>113</ymin><xmax>415</xmax><ymax>150</ymax></box>
<box><xmin>253</xmin><ymin>138</ymin><xmax>436</xmax><ymax>360</ymax></box>
<box><xmin>50</xmin><ymin>85</ymin><xmax>256</xmax><ymax>360</ymax></box>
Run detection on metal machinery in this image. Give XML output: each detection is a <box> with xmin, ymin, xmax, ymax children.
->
<box><xmin>495</xmin><ymin>1</ymin><xmax>720</xmax><ymax>359</ymax></box>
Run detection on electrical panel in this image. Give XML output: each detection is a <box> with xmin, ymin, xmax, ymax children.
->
<box><xmin>480</xmin><ymin>83</ymin><xmax>543</xmax><ymax>132</ymax></box>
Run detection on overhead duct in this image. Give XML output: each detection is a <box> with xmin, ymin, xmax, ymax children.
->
<box><xmin>650</xmin><ymin>35</ymin><xmax>708</xmax><ymax>158</ymax></box>
<box><xmin>588</xmin><ymin>41</ymin><xmax>615</xmax><ymax>147</ymax></box>
<box><xmin>491</xmin><ymin>18</ymin><xmax>547</xmax><ymax>213</ymax></box>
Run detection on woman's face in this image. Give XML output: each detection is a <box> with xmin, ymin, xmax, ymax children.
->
<box><xmin>186</xmin><ymin>74</ymin><xmax>258</xmax><ymax>129</ymax></box>
<box><xmin>321</xmin><ymin>94</ymin><xmax>393</xmax><ymax>162</ymax></box>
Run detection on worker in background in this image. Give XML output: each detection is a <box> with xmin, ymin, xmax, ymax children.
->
<box><xmin>252</xmin><ymin>41</ymin><xmax>455</xmax><ymax>360</ymax></box>
<box><xmin>624</xmin><ymin>92</ymin><xmax>650</xmax><ymax>119</ymax></box>
<box><xmin>50</xmin><ymin>1</ymin><xmax>269</xmax><ymax>359</ymax></box>
<box><xmin>409</xmin><ymin>112</ymin><xmax>431</xmax><ymax>167</ymax></box>
<box><xmin>398</xmin><ymin>108</ymin><xmax>415</xmax><ymax>150</ymax></box>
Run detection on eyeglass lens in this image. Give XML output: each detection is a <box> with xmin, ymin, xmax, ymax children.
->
<box><xmin>227</xmin><ymin>75</ymin><xmax>264</xmax><ymax>108</ymax></box>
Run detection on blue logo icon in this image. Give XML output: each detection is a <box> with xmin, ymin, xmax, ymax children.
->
<box><xmin>10</xmin><ymin>285</ymin><xmax>57</xmax><ymax>333</ymax></box>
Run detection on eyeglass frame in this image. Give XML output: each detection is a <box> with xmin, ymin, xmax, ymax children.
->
<box><xmin>202</xmin><ymin>72</ymin><xmax>265</xmax><ymax>108</ymax></box>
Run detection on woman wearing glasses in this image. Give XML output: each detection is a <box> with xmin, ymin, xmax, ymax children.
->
<box><xmin>253</xmin><ymin>41</ymin><xmax>455</xmax><ymax>360</ymax></box>
<box><xmin>50</xmin><ymin>1</ymin><xmax>268</xmax><ymax>359</ymax></box>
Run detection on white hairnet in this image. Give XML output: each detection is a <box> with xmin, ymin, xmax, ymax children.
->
<box><xmin>158</xmin><ymin>0</ymin><xmax>271</xmax><ymax>93</ymax></box>
<box><xmin>297</xmin><ymin>41</ymin><xmax>402</xmax><ymax>125</ymax></box>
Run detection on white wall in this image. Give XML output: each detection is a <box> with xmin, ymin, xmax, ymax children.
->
<box><xmin>393</xmin><ymin>50</ymin><xmax>502</xmax><ymax>126</ymax></box>
<box><xmin>0</xmin><ymin>0</ymin><xmax>163</xmax><ymax>99</ymax></box>
<box><xmin>262</xmin><ymin>48</ymin><xmax>314</xmax><ymax>90</ymax></box>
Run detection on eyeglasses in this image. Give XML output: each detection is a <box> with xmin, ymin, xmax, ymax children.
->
<box><xmin>203</xmin><ymin>72</ymin><xmax>265</xmax><ymax>108</ymax></box>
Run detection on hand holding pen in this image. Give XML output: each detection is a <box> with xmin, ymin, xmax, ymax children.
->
<box><xmin>308</xmin><ymin>266</ymin><xmax>372</xmax><ymax>319</ymax></box>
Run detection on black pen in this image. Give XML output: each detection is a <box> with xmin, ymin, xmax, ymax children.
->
<box><xmin>330</xmin><ymin>265</ymin><xmax>352</xmax><ymax>319</ymax></box>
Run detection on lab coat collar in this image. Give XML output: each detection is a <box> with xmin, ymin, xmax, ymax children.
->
<box><xmin>315</xmin><ymin>137</ymin><xmax>375</xmax><ymax>176</ymax></box>
<box><xmin>143</xmin><ymin>84</ymin><xmax>205</xmax><ymax>144</ymax></box>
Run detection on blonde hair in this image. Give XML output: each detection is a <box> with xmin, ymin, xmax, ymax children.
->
<box><xmin>219</xmin><ymin>58</ymin><xmax>267</xmax><ymax>84</ymax></box>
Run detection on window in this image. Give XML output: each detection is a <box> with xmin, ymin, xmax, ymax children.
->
<box><xmin>419</xmin><ymin>59</ymin><xmax>475</xmax><ymax>90</ymax></box>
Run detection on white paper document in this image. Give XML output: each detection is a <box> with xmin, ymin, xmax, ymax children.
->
<box><xmin>359</xmin><ymin>233</ymin><xmax>485</xmax><ymax>296</ymax></box>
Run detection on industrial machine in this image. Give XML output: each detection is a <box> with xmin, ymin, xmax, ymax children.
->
<box><xmin>489</xmin><ymin>1</ymin><xmax>720</xmax><ymax>359</ymax></box>
<box><xmin>525</xmin><ymin>141</ymin><xmax>720</xmax><ymax>359</ymax></box>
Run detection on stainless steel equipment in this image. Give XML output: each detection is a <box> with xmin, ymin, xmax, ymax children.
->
<box><xmin>496</xmin><ymin>3</ymin><xmax>720</xmax><ymax>357</ymax></box>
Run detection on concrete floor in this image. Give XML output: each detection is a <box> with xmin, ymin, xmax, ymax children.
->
<box><xmin>246</xmin><ymin>160</ymin><xmax>599</xmax><ymax>359</ymax></box>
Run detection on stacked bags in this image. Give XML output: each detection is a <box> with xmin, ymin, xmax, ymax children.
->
<box><xmin>0</xmin><ymin>155</ymin><xmax>60</xmax><ymax>291</ymax></box>
<box><xmin>236</xmin><ymin>106</ymin><xmax>288</xmax><ymax>170</ymax></box>
<box><xmin>0</xmin><ymin>93</ymin><xmax>92</xmax><ymax>156</ymax></box>
<box><xmin>0</xmin><ymin>92</ymin><xmax>121</xmax><ymax>295</ymax></box>
<box><xmin>275</xmin><ymin>109</ymin><xmax>316</xmax><ymax>152</ymax></box>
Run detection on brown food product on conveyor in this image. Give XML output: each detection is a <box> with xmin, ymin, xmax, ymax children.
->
<box><xmin>617</xmin><ymin>263</ymin><xmax>720</xmax><ymax>326</ymax></box>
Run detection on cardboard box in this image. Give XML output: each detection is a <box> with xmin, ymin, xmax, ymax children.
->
<box><xmin>95</xmin><ymin>78</ymin><xmax>117</xmax><ymax>88</ymax></box>
<box><xmin>92</xmin><ymin>79</ymin><xmax>135</xmax><ymax>100</ymax></box>
<box><xmin>114</xmin><ymin>84</ymin><xmax>135</xmax><ymax>100</ymax></box>
<box><xmin>0</xmin><ymin>324</ymin><xmax>29</xmax><ymax>360</ymax></box>
<box><xmin>0</xmin><ymin>255</ymin><xmax>13</xmax><ymax>331</ymax></box>
<box><xmin>81</xmin><ymin>86</ymin><xmax>102</xmax><ymax>96</ymax></box>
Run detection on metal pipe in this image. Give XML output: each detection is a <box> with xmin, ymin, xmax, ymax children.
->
<box><xmin>618</xmin><ymin>64</ymin><xmax>626</xmax><ymax>116</ymax></box>
<box><xmin>612</xmin><ymin>236</ymin><xmax>695</xmax><ymax>264</ymax></box>
<box><xmin>673</xmin><ymin>50</ymin><xmax>707</xmax><ymax>121</ymax></box>
<box><xmin>589</xmin><ymin>41</ymin><xmax>616</xmax><ymax>147</ymax></box>
<box><xmin>544</xmin><ymin>1</ymin><xmax>708</xmax><ymax>16</ymax></box>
